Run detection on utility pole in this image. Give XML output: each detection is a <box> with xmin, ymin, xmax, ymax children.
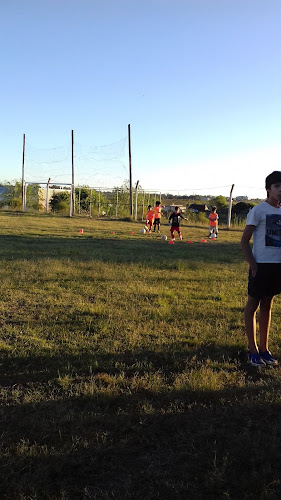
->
<box><xmin>227</xmin><ymin>184</ymin><xmax>234</xmax><ymax>229</ymax></box>
<box><xmin>128</xmin><ymin>124</ymin><xmax>133</xmax><ymax>216</ymax></box>
<box><xmin>71</xmin><ymin>130</ymin><xmax>75</xmax><ymax>216</ymax></box>
<box><xmin>22</xmin><ymin>133</ymin><xmax>25</xmax><ymax>211</ymax></box>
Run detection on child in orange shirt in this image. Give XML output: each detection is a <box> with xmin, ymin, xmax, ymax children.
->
<box><xmin>209</xmin><ymin>206</ymin><xmax>219</xmax><ymax>238</ymax></box>
<box><xmin>146</xmin><ymin>205</ymin><xmax>154</xmax><ymax>233</ymax></box>
<box><xmin>153</xmin><ymin>201</ymin><xmax>165</xmax><ymax>232</ymax></box>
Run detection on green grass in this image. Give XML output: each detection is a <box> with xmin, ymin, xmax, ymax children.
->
<box><xmin>1</xmin><ymin>213</ymin><xmax>281</xmax><ymax>499</ymax></box>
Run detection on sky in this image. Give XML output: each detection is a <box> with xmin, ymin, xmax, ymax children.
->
<box><xmin>1</xmin><ymin>0</ymin><xmax>281</xmax><ymax>199</ymax></box>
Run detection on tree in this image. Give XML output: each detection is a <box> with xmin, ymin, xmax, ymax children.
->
<box><xmin>211</xmin><ymin>195</ymin><xmax>228</xmax><ymax>209</ymax></box>
<box><xmin>0</xmin><ymin>182</ymin><xmax>40</xmax><ymax>210</ymax></box>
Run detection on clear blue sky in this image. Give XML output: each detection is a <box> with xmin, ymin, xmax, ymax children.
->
<box><xmin>1</xmin><ymin>0</ymin><xmax>281</xmax><ymax>198</ymax></box>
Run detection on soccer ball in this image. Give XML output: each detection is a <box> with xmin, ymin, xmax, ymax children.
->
<box><xmin>140</xmin><ymin>228</ymin><xmax>146</xmax><ymax>235</ymax></box>
<box><xmin>161</xmin><ymin>235</ymin><xmax>167</xmax><ymax>241</ymax></box>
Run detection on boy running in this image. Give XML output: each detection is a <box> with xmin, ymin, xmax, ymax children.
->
<box><xmin>145</xmin><ymin>205</ymin><xmax>154</xmax><ymax>233</ymax></box>
<box><xmin>169</xmin><ymin>206</ymin><xmax>187</xmax><ymax>241</ymax></box>
<box><xmin>241</xmin><ymin>171</ymin><xmax>281</xmax><ymax>367</ymax></box>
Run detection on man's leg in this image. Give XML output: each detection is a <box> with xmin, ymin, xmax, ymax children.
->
<box><xmin>259</xmin><ymin>295</ymin><xmax>274</xmax><ymax>352</ymax></box>
<box><xmin>244</xmin><ymin>295</ymin><xmax>260</xmax><ymax>353</ymax></box>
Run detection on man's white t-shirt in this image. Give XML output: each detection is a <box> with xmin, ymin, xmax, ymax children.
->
<box><xmin>246</xmin><ymin>201</ymin><xmax>281</xmax><ymax>263</ymax></box>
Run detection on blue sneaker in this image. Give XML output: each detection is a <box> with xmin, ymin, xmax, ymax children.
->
<box><xmin>248</xmin><ymin>353</ymin><xmax>266</xmax><ymax>367</ymax></box>
<box><xmin>260</xmin><ymin>350</ymin><xmax>278</xmax><ymax>366</ymax></box>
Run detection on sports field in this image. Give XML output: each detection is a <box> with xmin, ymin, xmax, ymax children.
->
<box><xmin>1</xmin><ymin>213</ymin><xmax>281</xmax><ymax>499</ymax></box>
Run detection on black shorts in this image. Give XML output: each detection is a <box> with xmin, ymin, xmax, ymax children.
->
<box><xmin>154</xmin><ymin>218</ymin><xmax>160</xmax><ymax>225</ymax></box>
<box><xmin>248</xmin><ymin>263</ymin><xmax>281</xmax><ymax>299</ymax></box>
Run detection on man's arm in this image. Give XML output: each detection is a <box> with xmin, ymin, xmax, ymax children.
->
<box><xmin>241</xmin><ymin>225</ymin><xmax>257</xmax><ymax>276</ymax></box>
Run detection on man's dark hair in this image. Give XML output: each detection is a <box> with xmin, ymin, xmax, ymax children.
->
<box><xmin>265</xmin><ymin>171</ymin><xmax>281</xmax><ymax>189</ymax></box>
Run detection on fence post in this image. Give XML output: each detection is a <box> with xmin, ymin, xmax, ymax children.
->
<box><xmin>227</xmin><ymin>184</ymin><xmax>235</xmax><ymax>230</ymax></box>
<box><xmin>116</xmin><ymin>188</ymin><xmax>118</xmax><ymax>219</ymax></box>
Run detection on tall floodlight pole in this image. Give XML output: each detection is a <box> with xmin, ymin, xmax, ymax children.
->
<box><xmin>22</xmin><ymin>133</ymin><xmax>25</xmax><ymax>211</ymax></box>
<box><xmin>128</xmin><ymin>124</ymin><xmax>133</xmax><ymax>216</ymax></box>
<box><xmin>71</xmin><ymin>130</ymin><xmax>75</xmax><ymax>216</ymax></box>
<box><xmin>227</xmin><ymin>184</ymin><xmax>234</xmax><ymax>230</ymax></box>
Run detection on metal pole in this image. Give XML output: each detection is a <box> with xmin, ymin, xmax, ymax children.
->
<box><xmin>79</xmin><ymin>187</ymin><xmax>81</xmax><ymax>215</ymax></box>
<box><xmin>116</xmin><ymin>188</ymin><xmax>118</xmax><ymax>219</ymax></box>
<box><xmin>142</xmin><ymin>190</ymin><xmax>145</xmax><ymax>221</ymax></box>
<box><xmin>98</xmin><ymin>189</ymin><xmax>101</xmax><ymax>217</ymax></box>
<box><xmin>227</xmin><ymin>184</ymin><xmax>234</xmax><ymax>230</ymax></box>
<box><xmin>22</xmin><ymin>133</ymin><xmax>25</xmax><ymax>211</ymax></box>
<box><xmin>134</xmin><ymin>180</ymin><xmax>139</xmax><ymax>220</ymax></box>
<box><xmin>128</xmin><ymin>124</ymin><xmax>133</xmax><ymax>216</ymax></box>
<box><xmin>46</xmin><ymin>179</ymin><xmax>50</xmax><ymax>213</ymax></box>
<box><xmin>90</xmin><ymin>188</ymin><xmax>92</xmax><ymax>217</ymax></box>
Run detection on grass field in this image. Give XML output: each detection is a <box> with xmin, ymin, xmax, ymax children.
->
<box><xmin>1</xmin><ymin>213</ymin><xmax>281</xmax><ymax>499</ymax></box>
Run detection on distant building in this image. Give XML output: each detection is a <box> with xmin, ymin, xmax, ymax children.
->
<box><xmin>235</xmin><ymin>196</ymin><xmax>248</xmax><ymax>201</ymax></box>
<box><xmin>163</xmin><ymin>205</ymin><xmax>186</xmax><ymax>216</ymax></box>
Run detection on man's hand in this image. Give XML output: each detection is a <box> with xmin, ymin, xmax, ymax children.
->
<box><xmin>250</xmin><ymin>263</ymin><xmax>258</xmax><ymax>277</ymax></box>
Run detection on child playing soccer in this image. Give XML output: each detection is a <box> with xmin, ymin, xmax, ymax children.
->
<box><xmin>168</xmin><ymin>206</ymin><xmax>187</xmax><ymax>241</ymax></box>
<box><xmin>153</xmin><ymin>201</ymin><xmax>165</xmax><ymax>232</ymax></box>
<box><xmin>241</xmin><ymin>171</ymin><xmax>281</xmax><ymax>367</ymax></box>
<box><xmin>209</xmin><ymin>206</ymin><xmax>219</xmax><ymax>238</ymax></box>
<box><xmin>146</xmin><ymin>205</ymin><xmax>154</xmax><ymax>233</ymax></box>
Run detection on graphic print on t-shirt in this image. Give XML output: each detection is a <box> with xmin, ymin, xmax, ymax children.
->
<box><xmin>265</xmin><ymin>214</ymin><xmax>281</xmax><ymax>247</ymax></box>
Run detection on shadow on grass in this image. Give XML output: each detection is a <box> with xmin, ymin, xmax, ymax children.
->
<box><xmin>1</xmin><ymin>346</ymin><xmax>281</xmax><ymax>499</ymax></box>
<box><xmin>0</xmin><ymin>340</ymin><xmax>272</xmax><ymax>387</ymax></box>
<box><xmin>0</xmin><ymin>234</ymin><xmax>242</xmax><ymax>267</ymax></box>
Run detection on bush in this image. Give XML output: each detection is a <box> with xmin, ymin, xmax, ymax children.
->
<box><xmin>50</xmin><ymin>192</ymin><xmax>70</xmax><ymax>213</ymax></box>
<box><xmin>232</xmin><ymin>201</ymin><xmax>256</xmax><ymax>215</ymax></box>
